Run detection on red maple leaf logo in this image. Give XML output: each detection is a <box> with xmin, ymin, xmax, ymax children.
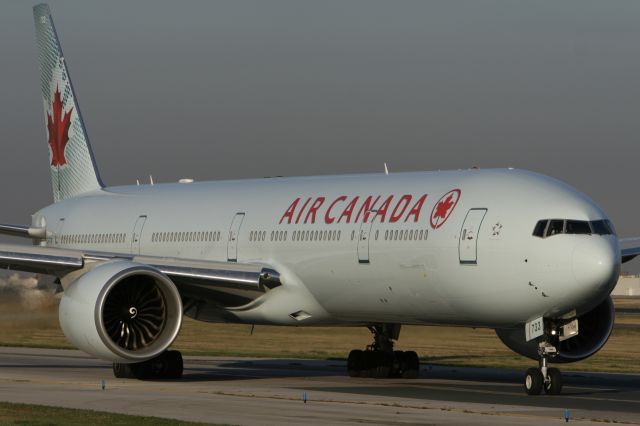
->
<box><xmin>430</xmin><ymin>189</ymin><xmax>461</xmax><ymax>229</ymax></box>
<box><xmin>433</xmin><ymin>195</ymin><xmax>454</xmax><ymax>220</ymax></box>
<box><xmin>47</xmin><ymin>86</ymin><xmax>73</xmax><ymax>167</ymax></box>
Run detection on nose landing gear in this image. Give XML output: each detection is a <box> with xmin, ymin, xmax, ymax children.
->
<box><xmin>524</xmin><ymin>341</ymin><xmax>563</xmax><ymax>395</ymax></box>
<box><xmin>347</xmin><ymin>324</ymin><xmax>420</xmax><ymax>379</ymax></box>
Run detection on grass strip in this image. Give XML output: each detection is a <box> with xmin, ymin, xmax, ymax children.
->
<box><xmin>0</xmin><ymin>401</ymin><xmax>221</xmax><ymax>425</ymax></box>
<box><xmin>2</xmin><ymin>301</ymin><xmax>640</xmax><ymax>374</ymax></box>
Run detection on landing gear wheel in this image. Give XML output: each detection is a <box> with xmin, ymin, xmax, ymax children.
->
<box><xmin>372</xmin><ymin>351</ymin><xmax>392</xmax><ymax>379</ymax></box>
<box><xmin>360</xmin><ymin>351</ymin><xmax>377</xmax><ymax>378</ymax></box>
<box><xmin>524</xmin><ymin>367</ymin><xmax>543</xmax><ymax>395</ymax></box>
<box><xmin>402</xmin><ymin>351</ymin><xmax>420</xmax><ymax>379</ymax></box>
<box><xmin>346</xmin><ymin>324</ymin><xmax>419</xmax><ymax>380</ymax></box>
<box><xmin>111</xmin><ymin>350</ymin><xmax>184</xmax><ymax>380</ymax></box>
<box><xmin>347</xmin><ymin>350</ymin><xmax>364</xmax><ymax>377</ymax></box>
<box><xmin>164</xmin><ymin>350</ymin><xmax>184</xmax><ymax>379</ymax></box>
<box><xmin>112</xmin><ymin>362</ymin><xmax>135</xmax><ymax>379</ymax></box>
<box><xmin>543</xmin><ymin>367</ymin><xmax>562</xmax><ymax>395</ymax></box>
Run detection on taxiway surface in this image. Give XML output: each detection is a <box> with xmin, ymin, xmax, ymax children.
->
<box><xmin>0</xmin><ymin>347</ymin><xmax>638</xmax><ymax>425</ymax></box>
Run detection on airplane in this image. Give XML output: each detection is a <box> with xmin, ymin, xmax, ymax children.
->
<box><xmin>1</xmin><ymin>3</ymin><xmax>638</xmax><ymax>396</ymax></box>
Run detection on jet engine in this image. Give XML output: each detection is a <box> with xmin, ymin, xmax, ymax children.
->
<box><xmin>495</xmin><ymin>296</ymin><xmax>614</xmax><ymax>363</ymax></box>
<box><xmin>59</xmin><ymin>260</ymin><xmax>183</xmax><ymax>363</ymax></box>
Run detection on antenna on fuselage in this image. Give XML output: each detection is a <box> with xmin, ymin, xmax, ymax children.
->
<box><xmin>384</xmin><ymin>163</ymin><xmax>389</xmax><ymax>175</ymax></box>
<box><xmin>149</xmin><ymin>175</ymin><xmax>154</xmax><ymax>185</ymax></box>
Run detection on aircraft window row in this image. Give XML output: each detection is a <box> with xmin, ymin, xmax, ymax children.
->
<box><xmin>58</xmin><ymin>233</ymin><xmax>126</xmax><ymax>245</ymax></box>
<box><xmin>249</xmin><ymin>230</ymin><xmax>267</xmax><ymax>242</ymax></box>
<box><xmin>151</xmin><ymin>230</ymin><xmax>222</xmax><ymax>243</ymax></box>
<box><xmin>382</xmin><ymin>228</ymin><xmax>429</xmax><ymax>241</ymax></box>
<box><xmin>532</xmin><ymin>219</ymin><xmax>615</xmax><ymax>238</ymax></box>
<box><xmin>271</xmin><ymin>230</ymin><xmax>288</xmax><ymax>241</ymax></box>
<box><xmin>292</xmin><ymin>229</ymin><xmax>341</xmax><ymax>242</ymax></box>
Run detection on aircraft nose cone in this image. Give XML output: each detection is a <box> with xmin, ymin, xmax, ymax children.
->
<box><xmin>572</xmin><ymin>237</ymin><xmax>620</xmax><ymax>298</ymax></box>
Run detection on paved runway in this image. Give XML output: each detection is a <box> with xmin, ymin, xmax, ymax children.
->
<box><xmin>0</xmin><ymin>347</ymin><xmax>638</xmax><ymax>425</ymax></box>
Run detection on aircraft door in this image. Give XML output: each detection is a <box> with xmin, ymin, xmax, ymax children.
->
<box><xmin>357</xmin><ymin>210</ymin><xmax>378</xmax><ymax>264</ymax></box>
<box><xmin>53</xmin><ymin>218</ymin><xmax>65</xmax><ymax>245</ymax></box>
<box><xmin>227</xmin><ymin>213</ymin><xmax>245</xmax><ymax>262</ymax></box>
<box><xmin>131</xmin><ymin>215</ymin><xmax>147</xmax><ymax>255</ymax></box>
<box><xmin>459</xmin><ymin>208</ymin><xmax>487</xmax><ymax>264</ymax></box>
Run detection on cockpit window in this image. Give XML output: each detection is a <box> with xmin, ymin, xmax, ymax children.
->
<box><xmin>532</xmin><ymin>218</ymin><xmax>616</xmax><ymax>238</ymax></box>
<box><xmin>547</xmin><ymin>220</ymin><xmax>564</xmax><ymax>236</ymax></box>
<box><xmin>591</xmin><ymin>219</ymin><xmax>615</xmax><ymax>236</ymax></box>
<box><xmin>566</xmin><ymin>220</ymin><xmax>591</xmax><ymax>235</ymax></box>
<box><xmin>532</xmin><ymin>220</ymin><xmax>547</xmax><ymax>237</ymax></box>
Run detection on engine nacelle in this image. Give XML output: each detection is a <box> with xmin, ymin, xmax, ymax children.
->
<box><xmin>59</xmin><ymin>261</ymin><xmax>183</xmax><ymax>362</ymax></box>
<box><xmin>495</xmin><ymin>296</ymin><xmax>614</xmax><ymax>363</ymax></box>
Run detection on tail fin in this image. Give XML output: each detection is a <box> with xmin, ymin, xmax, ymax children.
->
<box><xmin>33</xmin><ymin>4</ymin><xmax>103</xmax><ymax>202</ymax></box>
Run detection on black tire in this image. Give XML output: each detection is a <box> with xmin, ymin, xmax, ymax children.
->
<box><xmin>402</xmin><ymin>351</ymin><xmax>420</xmax><ymax>379</ymax></box>
<box><xmin>524</xmin><ymin>367</ymin><xmax>543</xmax><ymax>395</ymax></box>
<box><xmin>134</xmin><ymin>353</ymin><xmax>169</xmax><ymax>380</ymax></box>
<box><xmin>112</xmin><ymin>362</ymin><xmax>135</xmax><ymax>379</ymax></box>
<box><xmin>543</xmin><ymin>367</ymin><xmax>563</xmax><ymax>395</ymax></box>
<box><xmin>164</xmin><ymin>350</ymin><xmax>184</xmax><ymax>379</ymax></box>
<box><xmin>391</xmin><ymin>351</ymin><xmax>405</xmax><ymax>378</ymax></box>
<box><xmin>347</xmin><ymin>350</ymin><xmax>364</xmax><ymax>377</ymax></box>
<box><xmin>361</xmin><ymin>351</ymin><xmax>376</xmax><ymax>378</ymax></box>
<box><xmin>373</xmin><ymin>351</ymin><xmax>393</xmax><ymax>379</ymax></box>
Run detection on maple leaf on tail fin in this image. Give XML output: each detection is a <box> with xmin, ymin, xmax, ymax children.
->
<box><xmin>47</xmin><ymin>86</ymin><xmax>73</xmax><ymax>167</ymax></box>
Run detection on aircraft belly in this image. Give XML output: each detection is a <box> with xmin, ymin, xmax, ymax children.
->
<box><xmin>289</xmin><ymin>242</ymin><xmax>561</xmax><ymax>327</ymax></box>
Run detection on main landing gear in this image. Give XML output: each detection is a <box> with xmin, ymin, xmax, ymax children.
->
<box><xmin>113</xmin><ymin>350</ymin><xmax>183</xmax><ymax>380</ymax></box>
<box><xmin>524</xmin><ymin>339</ymin><xmax>563</xmax><ymax>395</ymax></box>
<box><xmin>347</xmin><ymin>324</ymin><xmax>420</xmax><ymax>379</ymax></box>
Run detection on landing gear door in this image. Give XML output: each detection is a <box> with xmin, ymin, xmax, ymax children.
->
<box><xmin>131</xmin><ymin>215</ymin><xmax>147</xmax><ymax>254</ymax></box>
<box><xmin>227</xmin><ymin>213</ymin><xmax>245</xmax><ymax>262</ymax></box>
<box><xmin>459</xmin><ymin>208</ymin><xmax>487</xmax><ymax>264</ymax></box>
<box><xmin>357</xmin><ymin>210</ymin><xmax>378</xmax><ymax>264</ymax></box>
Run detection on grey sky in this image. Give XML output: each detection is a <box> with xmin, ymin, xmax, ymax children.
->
<box><xmin>1</xmin><ymin>1</ymin><xmax>640</xmax><ymax>270</ymax></box>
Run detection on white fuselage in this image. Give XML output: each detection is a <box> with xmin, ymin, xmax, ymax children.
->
<box><xmin>34</xmin><ymin>168</ymin><xmax>620</xmax><ymax>328</ymax></box>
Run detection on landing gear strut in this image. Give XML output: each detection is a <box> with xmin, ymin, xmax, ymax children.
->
<box><xmin>347</xmin><ymin>324</ymin><xmax>419</xmax><ymax>379</ymax></box>
<box><xmin>113</xmin><ymin>350</ymin><xmax>183</xmax><ymax>380</ymax></box>
<box><xmin>524</xmin><ymin>335</ymin><xmax>563</xmax><ymax>395</ymax></box>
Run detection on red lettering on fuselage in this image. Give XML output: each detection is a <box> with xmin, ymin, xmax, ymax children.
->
<box><xmin>405</xmin><ymin>194</ymin><xmax>428</xmax><ymax>222</ymax></box>
<box><xmin>280</xmin><ymin>198</ymin><xmax>300</xmax><ymax>224</ymax></box>
<box><xmin>295</xmin><ymin>197</ymin><xmax>312</xmax><ymax>224</ymax></box>
<box><xmin>304</xmin><ymin>197</ymin><xmax>325</xmax><ymax>224</ymax></box>
<box><xmin>338</xmin><ymin>196</ymin><xmax>360</xmax><ymax>223</ymax></box>
<box><xmin>376</xmin><ymin>195</ymin><xmax>394</xmax><ymax>222</ymax></box>
<box><xmin>355</xmin><ymin>195</ymin><xmax>381</xmax><ymax>223</ymax></box>
<box><xmin>389</xmin><ymin>195</ymin><xmax>412</xmax><ymax>223</ymax></box>
<box><xmin>280</xmin><ymin>193</ymin><xmax>431</xmax><ymax>225</ymax></box>
<box><xmin>325</xmin><ymin>196</ymin><xmax>347</xmax><ymax>224</ymax></box>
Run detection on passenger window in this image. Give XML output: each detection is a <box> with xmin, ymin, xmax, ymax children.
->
<box><xmin>566</xmin><ymin>220</ymin><xmax>591</xmax><ymax>235</ymax></box>
<box><xmin>532</xmin><ymin>220</ymin><xmax>547</xmax><ymax>238</ymax></box>
<box><xmin>546</xmin><ymin>220</ymin><xmax>564</xmax><ymax>237</ymax></box>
